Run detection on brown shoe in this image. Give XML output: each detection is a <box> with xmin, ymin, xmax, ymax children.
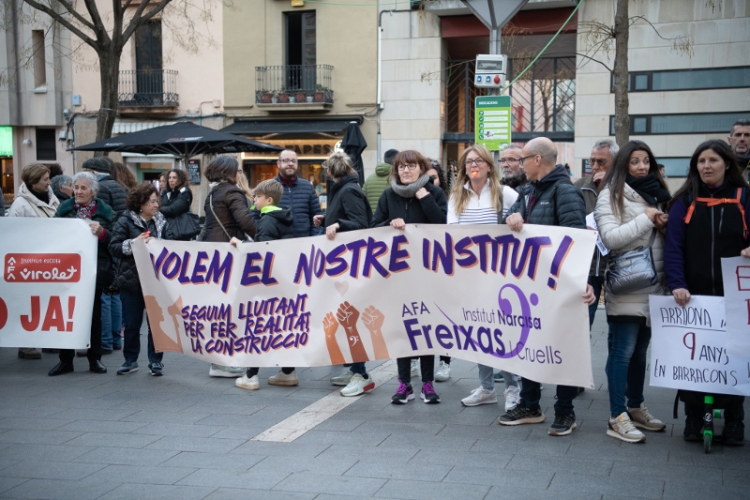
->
<box><xmin>18</xmin><ymin>348</ymin><xmax>41</xmax><ymax>360</ymax></box>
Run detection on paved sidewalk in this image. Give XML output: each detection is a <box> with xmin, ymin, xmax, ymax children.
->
<box><xmin>0</xmin><ymin>310</ymin><xmax>748</xmax><ymax>500</ymax></box>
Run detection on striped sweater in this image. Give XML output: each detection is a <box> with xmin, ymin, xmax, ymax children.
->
<box><xmin>447</xmin><ymin>181</ymin><xmax>519</xmax><ymax>225</ymax></box>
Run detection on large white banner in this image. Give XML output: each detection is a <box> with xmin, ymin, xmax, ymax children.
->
<box><xmin>722</xmin><ymin>256</ymin><xmax>750</xmax><ymax>358</ymax></box>
<box><xmin>134</xmin><ymin>224</ymin><xmax>596</xmax><ymax>388</ymax></box>
<box><xmin>649</xmin><ymin>294</ymin><xmax>750</xmax><ymax>396</ymax></box>
<box><xmin>0</xmin><ymin>218</ymin><xmax>96</xmax><ymax>349</ymax></box>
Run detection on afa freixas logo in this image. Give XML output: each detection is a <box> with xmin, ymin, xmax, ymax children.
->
<box><xmin>4</xmin><ymin>254</ymin><xmax>80</xmax><ymax>283</ymax></box>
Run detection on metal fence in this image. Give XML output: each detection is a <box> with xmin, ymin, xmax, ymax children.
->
<box><xmin>444</xmin><ymin>57</ymin><xmax>575</xmax><ymax>140</ymax></box>
<box><xmin>255</xmin><ymin>64</ymin><xmax>334</xmax><ymax>104</ymax></box>
<box><xmin>118</xmin><ymin>69</ymin><xmax>179</xmax><ymax>107</ymax></box>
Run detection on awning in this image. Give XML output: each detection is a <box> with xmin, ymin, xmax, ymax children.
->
<box><xmin>112</xmin><ymin>121</ymin><xmax>176</xmax><ymax>135</ymax></box>
<box><xmin>221</xmin><ymin>118</ymin><xmax>362</xmax><ymax>136</ymax></box>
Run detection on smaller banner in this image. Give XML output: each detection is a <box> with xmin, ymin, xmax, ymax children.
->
<box><xmin>722</xmin><ymin>256</ymin><xmax>750</xmax><ymax>357</ymax></box>
<box><xmin>649</xmin><ymin>294</ymin><xmax>750</xmax><ymax>396</ymax></box>
<box><xmin>0</xmin><ymin>218</ymin><xmax>96</xmax><ymax>348</ymax></box>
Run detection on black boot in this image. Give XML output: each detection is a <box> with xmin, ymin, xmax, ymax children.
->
<box><xmin>722</xmin><ymin>421</ymin><xmax>745</xmax><ymax>446</ymax></box>
<box><xmin>89</xmin><ymin>360</ymin><xmax>107</xmax><ymax>374</ymax></box>
<box><xmin>48</xmin><ymin>361</ymin><xmax>74</xmax><ymax>376</ymax></box>
<box><xmin>683</xmin><ymin>414</ymin><xmax>703</xmax><ymax>442</ymax></box>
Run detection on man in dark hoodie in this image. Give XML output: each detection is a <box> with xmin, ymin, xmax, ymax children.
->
<box><xmin>363</xmin><ymin>148</ymin><xmax>398</xmax><ymax>212</ymax></box>
<box><xmin>498</xmin><ymin>137</ymin><xmax>596</xmax><ymax>437</ymax></box>
<box><xmin>232</xmin><ymin>179</ymin><xmax>292</xmax><ymax>391</ymax></box>
<box><xmin>728</xmin><ymin>119</ymin><xmax>750</xmax><ymax>181</ymax></box>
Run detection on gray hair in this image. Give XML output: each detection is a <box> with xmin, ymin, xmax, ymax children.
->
<box><xmin>503</xmin><ymin>144</ymin><xmax>522</xmax><ymax>151</ymax></box>
<box><xmin>72</xmin><ymin>171</ymin><xmax>99</xmax><ymax>194</ymax></box>
<box><xmin>592</xmin><ymin>139</ymin><xmax>619</xmax><ymax>157</ymax></box>
<box><xmin>51</xmin><ymin>174</ymin><xmax>72</xmax><ymax>191</ymax></box>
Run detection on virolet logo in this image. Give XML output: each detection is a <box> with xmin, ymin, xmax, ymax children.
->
<box><xmin>4</xmin><ymin>254</ymin><xmax>81</xmax><ymax>283</ymax></box>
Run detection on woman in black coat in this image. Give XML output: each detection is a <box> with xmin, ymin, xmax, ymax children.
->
<box><xmin>372</xmin><ymin>150</ymin><xmax>448</xmax><ymax>405</ymax></box>
<box><xmin>49</xmin><ymin>172</ymin><xmax>116</xmax><ymax>376</ymax></box>
<box><xmin>109</xmin><ymin>183</ymin><xmax>171</xmax><ymax>377</ymax></box>
<box><xmin>160</xmin><ymin>169</ymin><xmax>194</xmax><ymax>240</ymax></box>
<box><xmin>313</xmin><ymin>152</ymin><xmax>374</xmax><ymax>397</ymax></box>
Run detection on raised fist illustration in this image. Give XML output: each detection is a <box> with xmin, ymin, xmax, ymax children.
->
<box><xmin>336</xmin><ymin>302</ymin><xmax>369</xmax><ymax>363</ymax></box>
<box><xmin>323</xmin><ymin>312</ymin><xmax>345</xmax><ymax>365</ymax></box>
<box><xmin>362</xmin><ymin>306</ymin><xmax>389</xmax><ymax>359</ymax></box>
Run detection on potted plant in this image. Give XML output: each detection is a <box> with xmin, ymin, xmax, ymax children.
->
<box><xmin>313</xmin><ymin>84</ymin><xmax>327</xmax><ymax>102</ymax></box>
<box><xmin>295</xmin><ymin>90</ymin><xmax>308</xmax><ymax>103</ymax></box>
<box><xmin>277</xmin><ymin>87</ymin><xmax>289</xmax><ymax>103</ymax></box>
<box><xmin>260</xmin><ymin>90</ymin><xmax>273</xmax><ymax>103</ymax></box>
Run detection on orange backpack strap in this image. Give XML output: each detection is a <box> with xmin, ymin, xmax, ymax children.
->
<box><xmin>683</xmin><ymin>200</ymin><xmax>697</xmax><ymax>225</ymax></box>
<box><xmin>683</xmin><ymin>188</ymin><xmax>748</xmax><ymax>238</ymax></box>
<box><xmin>735</xmin><ymin>187</ymin><xmax>748</xmax><ymax>238</ymax></box>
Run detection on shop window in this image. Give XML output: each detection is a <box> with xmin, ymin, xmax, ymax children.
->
<box><xmin>658</xmin><ymin>157</ymin><xmax>690</xmax><ymax>178</ymax></box>
<box><xmin>35</xmin><ymin>129</ymin><xmax>56</xmax><ymax>160</ymax></box>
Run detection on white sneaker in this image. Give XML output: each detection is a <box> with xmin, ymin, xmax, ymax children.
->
<box><xmin>503</xmin><ymin>385</ymin><xmax>521</xmax><ymax>411</ymax></box>
<box><xmin>330</xmin><ymin>367</ymin><xmax>354</xmax><ymax>386</ymax></box>
<box><xmin>235</xmin><ymin>374</ymin><xmax>259</xmax><ymax>390</ymax></box>
<box><xmin>340</xmin><ymin>373</ymin><xmax>375</xmax><ymax>397</ymax></box>
<box><xmin>268</xmin><ymin>369</ymin><xmax>299</xmax><ymax>386</ymax></box>
<box><xmin>434</xmin><ymin>360</ymin><xmax>450</xmax><ymax>382</ymax></box>
<box><xmin>410</xmin><ymin>359</ymin><xmax>420</xmax><ymax>379</ymax></box>
<box><xmin>461</xmin><ymin>387</ymin><xmax>498</xmax><ymax>407</ymax></box>
<box><xmin>627</xmin><ymin>403</ymin><xmax>666</xmax><ymax>431</ymax></box>
<box><xmin>209</xmin><ymin>364</ymin><xmax>245</xmax><ymax>378</ymax></box>
<box><xmin>607</xmin><ymin>412</ymin><xmax>646</xmax><ymax>443</ymax></box>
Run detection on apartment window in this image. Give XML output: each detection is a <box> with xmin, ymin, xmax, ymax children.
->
<box><xmin>609</xmin><ymin>112</ymin><xmax>749</xmax><ymax>135</ymax></box>
<box><xmin>35</xmin><ymin>129</ymin><xmax>56</xmax><ymax>161</ymax></box>
<box><xmin>31</xmin><ymin>30</ymin><xmax>46</xmax><ymax>89</ymax></box>
<box><xmin>285</xmin><ymin>11</ymin><xmax>316</xmax><ymax>90</ymax></box>
<box><xmin>659</xmin><ymin>157</ymin><xmax>690</xmax><ymax>178</ymax></box>
<box><xmin>611</xmin><ymin>66</ymin><xmax>750</xmax><ymax>92</ymax></box>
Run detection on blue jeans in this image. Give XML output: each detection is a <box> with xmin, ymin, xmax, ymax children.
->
<box><xmin>101</xmin><ymin>292</ymin><xmax>123</xmax><ymax>350</ymax></box>
<box><xmin>349</xmin><ymin>362</ymin><xmax>367</xmax><ymax>377</ymax></box>
<box><xmin>606</xmin><ymin>321</ymin><xmax>650</xmax><ymax>417</ymax></box>
<box><xmin>520</xmin><ymin>380</ymin><xmax>577</xmax><ymax>415</ymax></box>
<box><xmin>588</xmin><ymin>276</ymin><xmax>604</xmax><ymax>328</ymax></box>
<box><xmin>120</xmin><ymin>289</ymin><xmax>162</xmax><ymax>365</ymax></box>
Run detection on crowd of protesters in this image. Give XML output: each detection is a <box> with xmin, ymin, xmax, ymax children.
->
<box><xmin>4</xmin><ymin>119</ymin><xmax>750</xmax><ymax>447</ymax></box>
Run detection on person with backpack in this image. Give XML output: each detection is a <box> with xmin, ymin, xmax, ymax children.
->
<box><xmin>664</xmin><ymin>140</ymin><xmax>750</xmax><ymax>446</ymax></box>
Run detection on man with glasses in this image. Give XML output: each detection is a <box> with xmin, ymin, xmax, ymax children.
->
<box><xmin>499</xmin><ymin>144</ymin><xmax>527</xmax><ymax>189</ymax></box>
<box><xmin>498</xmin><ymin>137</ymin><xmax>596</xmax><ymax>437</ymax></box>
<box><xmin>575</xmin><ymin>139</ymin><xmax>618</xmax><ymax>328</ymax></box>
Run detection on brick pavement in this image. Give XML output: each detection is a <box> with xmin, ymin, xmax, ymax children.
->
<box><xmin>0</xmin><ymin>310</ymin><xmax>748</xmax><ymax>499</ymax></box>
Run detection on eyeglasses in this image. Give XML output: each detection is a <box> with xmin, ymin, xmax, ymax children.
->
<box><xmin>397</xmin><ymin>163</ymin><xmax>419</xmax><ymax>171</ymax></box>
<box><xmin>519</xmin><ymin>155</ymin><xmax>538</xmax><ymax>166</ymax></box>
<box><xmin>279</xmin><ymin>158</ymin><xmax>298</xmax><ymax>165</ymax></box>
<box><xmin>588</xmin><ymin>158</ymin><xmax>609</xmax><ymax>166</ymax></box>
<box><xmin>465</xmin><ymin>159</ymin><xmax>486</xmax><ymax>167</ymax></box>
<box><xmin>499</xmin><ymin>158</ymin><xmax>520</xmax><ymax>164</ymax></box>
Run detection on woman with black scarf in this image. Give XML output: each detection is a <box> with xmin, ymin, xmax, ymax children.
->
<box><xmin>594</xmin><ymin>140</ymin><xmax>671</xmax><ymax>444</ymax></box>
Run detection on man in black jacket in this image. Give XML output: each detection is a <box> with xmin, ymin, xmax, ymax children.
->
<box><xmin>498</xmin><ymin>137</ymin><xmax>596</xmax><ymax>437</ymax></box>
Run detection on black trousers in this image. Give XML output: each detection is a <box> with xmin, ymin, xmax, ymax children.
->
<box><xmin>397</xmin><ymin>356</ymin><xmax>434</xmax><ymax>384</ymax></box>
<box><xmin>59</xmin><ymin>288</ymin><xmax>102</xmax><ymax>364</ymax></box>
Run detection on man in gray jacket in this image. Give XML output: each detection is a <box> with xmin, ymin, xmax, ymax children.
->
<box><xmin>498</xmin><ymin>137</ymin><xmax>596</xmax><ymax>437</ymax></box>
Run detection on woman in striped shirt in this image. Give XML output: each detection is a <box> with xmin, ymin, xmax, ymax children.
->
<box><xmin>447</xmin><ymin>145</ymin><xmax>522</xmax><ymax>411</ymax></box>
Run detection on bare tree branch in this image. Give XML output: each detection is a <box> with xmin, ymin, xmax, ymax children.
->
<box><xmin>122</xmin><ymin>0</ymin><xmax>173</xmax><ymax>43</ymax></box>
<box><xmin>82</xmin><ymin>0</ymin><xmax>110</xmax><ymax>45</ymax></box>
<box><xmin>575</xmin><ymin>52</ymin><xmax>612</xmax><ymax>73</ymax></box>
<box><xmin>54</xmin><ymin>0</ymin><xmax>97</xmax><ymax>31</ymax></box>
<box><xmin>21</xmin><ymin>0</ymin><xmax>96</xmax><ymax>48</ymax></box>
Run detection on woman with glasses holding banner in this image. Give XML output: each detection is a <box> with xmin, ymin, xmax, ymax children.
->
<box><xmin>372</xmin><ymin>150</ymin><xmax>448</xmax><ymax>405</ymax></box>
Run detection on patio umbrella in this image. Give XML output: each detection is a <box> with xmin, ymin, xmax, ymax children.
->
<box><xmin>340</xmin><ymin>121</ymin><xmax>367</xmax><ymax>185</ymax></box>
<box><xmin>71</xmin><ymin>121</ymin><xmax>282</xmax><ymax>164</ymax></box>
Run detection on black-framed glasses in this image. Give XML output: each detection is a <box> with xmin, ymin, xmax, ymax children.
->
<box><xmin>280</xmin><ymin>158</ymin><xmax>298</xmax><ymax>165</ymax></box>
<box><xmin>397</xmin><ymin>163</ymin><xmax>419</xmax><ymax>171</ymax></box>
<box><xmin>519</xmin><ymin>155</ymin><xmax>537</xmax><ymax>166</ymax></box>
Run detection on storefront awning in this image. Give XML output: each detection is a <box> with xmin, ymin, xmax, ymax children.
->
<box><xmin>222</xmin><ymin>118</ymin><xmax>362</xmax><ymax>136</ymax></box>
<box><xmin>112</xmin><ymin>121</ymin><xmax>176</xmax><ymax>135</ymax></box>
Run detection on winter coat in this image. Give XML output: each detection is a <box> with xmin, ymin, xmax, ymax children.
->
<box><xmin>109</xmin><ymin>211</ymin><xmax>170</xmax><ymax>293</ymax></box>
<box><xmin>363</xmin><ymin>162</ymin><xmax>392</xmax><ymax>212</ymax></box>
<box><xmin>56</xmin><ymin>198</ymin><xmax>116</xmax><ymax>289</ymax></box>
<box><xmin>253</xmin><ymin>175</ymin><xmax>322</xmax><ymax>238</ymax></box>
<box><xmin>595</xmin><ymin>183</ymin><xmax>666</xmax><ymax>322</ymax></box>
<box><xmin>96</xmin><ymin>175</ymin><xmax>129</xmax><ymax>217</ymax></box>
<box><xmin>503</xmin><ymin>164</ymin><xmax>586</xmax><ymax>229</ymax></box>
<box><xmin>325</xmin><ymin>174</ymin><xmax>372</xmax><ymax>232</ymax></box>
<box><xmin>8</xmin><ymin>183</ymin><xmax>60</xmax><ymax>218</ymax></box>
<box><xmin>372</xmin><ymin>182</ymin><xmax>447</xmax><ymax>227</ymax></box>
<box><xmin>160</xmin><ymin>186</ymin><xmax>193</xmax><ymax>219</ymax></box>
<box><xmin>53</xmin><ymin>187</ymin><xmax>71</xmax><ymax>203</ymax></box>
<box><xmin>664</xmin><ymin>183</ymin><xmax>750</xmax><ymax>296</ymax></box>
<box><xmin>575</xmin><ymin>175</ymin><xmax>608</xmax><ymax>277</ymax></box>
<box><xmin>255</xmin><ymin>206</ymin><xmax>294</xmax><ymax>242</ymax></box>
<box><xmin>203</xmin><ymin>182</ymin><xmax>257</xmax><ymax>243</ymax></box>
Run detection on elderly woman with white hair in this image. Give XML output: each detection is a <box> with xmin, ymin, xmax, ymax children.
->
<box><xmin>49</xmin><ymin>171</ymin><xmax>116</xmax><ymax>376</ymax></box>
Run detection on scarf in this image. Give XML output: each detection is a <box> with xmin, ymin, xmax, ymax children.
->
<box><xmin>626</xmin><ymin>173</ymin><xmax>670</xmax><ymax>206</ymax></box>
<box><xmin>74</xmin><ymin>199</ymin><xmax>98</xmax><ymax>220</ymax></box>
<box><xmin>279</xmin><ymin>174</ymin><xmax>297</xmax><ymax>188</ymax></box>
<box><xmin>390</xmin><ymin>174</ymin><xmax>430</xmax><ymax>198</ymax></box>
<box><xmin>28</xmin><ymin>184</ymin><xmax>50</xmax><ymax>205</ymax></box>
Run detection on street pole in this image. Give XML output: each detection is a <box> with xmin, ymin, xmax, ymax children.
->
<box><xmin>489</xmin><ymin>27</ymin><xmax>501</xmax><ymax>167</ymax></box>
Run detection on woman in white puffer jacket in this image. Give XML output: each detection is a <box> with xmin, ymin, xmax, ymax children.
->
<box><xmin>595</xmin><ymin>140</ymin><xmax>670</xmax><ymax>444</ymax></box>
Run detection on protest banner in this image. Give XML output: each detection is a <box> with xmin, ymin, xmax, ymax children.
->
<box><xmin>0</xmin><ymin>218</ymin><xmax>97</xmax><ymax>349</ymax></box>
<box><xmin>722</xmin><ymin>256</ymin><xmax>750</xmax><ymax>358</ymax></box>
<box><xmin>133</xmin><ymin>224</ymin><xmax>597</xmax><ymax>388</ymax></box>
<box><xmin>649</xmin><ymin>294</ymin><xmax>750</xmax><ymax>396</ymax></box>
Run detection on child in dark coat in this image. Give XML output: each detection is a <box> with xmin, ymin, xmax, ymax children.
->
<box><xmin>230</xmin><ymin>179</ymin><xmax>294</xmax><ymax>390</ymax></box>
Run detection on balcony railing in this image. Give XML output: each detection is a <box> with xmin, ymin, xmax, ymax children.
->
<box><xmin>118</xmin><ymin>69</ymin><xmax>179</xmax><ymax>107</ymax></box>
<box><xmin>255</xmin><ymin>64</ymin><xmax>333</xmax><ymax>104</ymax></box>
